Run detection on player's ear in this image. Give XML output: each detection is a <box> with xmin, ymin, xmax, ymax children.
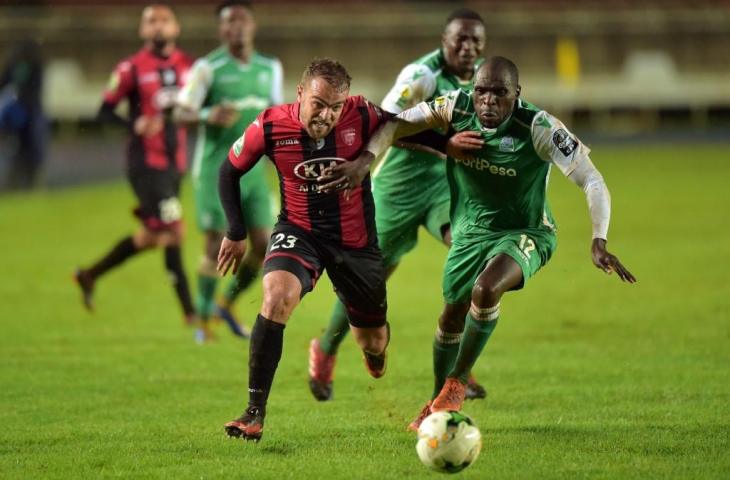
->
<box><xmin>515</xmin><ymin>85</ymin><xmax>521</xmax><ymax>97</ymax></box>
<box><xmin>296</xmin><ymin>83</ymin><xmax>303</xmax><ymax>102</ymax></box>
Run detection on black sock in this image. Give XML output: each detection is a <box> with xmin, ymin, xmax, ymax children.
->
<box><xmin>164</xmin><ymin>246</ymin><xmax>194</xmax><ymax>316</ymax></box>
<box><xmin>248</xmin><ymin>314</ymin><xmax>285</xmax><ymax>414</ymax></box>
<box><xmin>88</xmin><ymin>236</ymin><xmax>138</xmax><ymax>279</ymax></box>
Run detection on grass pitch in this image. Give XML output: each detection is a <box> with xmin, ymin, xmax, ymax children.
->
<box><xmin>1</xmin><ymin>144</ymin><xmax>728</xmax><ymax>479</ymax></box>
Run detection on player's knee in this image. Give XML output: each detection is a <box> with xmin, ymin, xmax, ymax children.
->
<box><xmin>471</xmin><ymin>281</ymin><xmax>501</xmax><ymax>308</ymax></box>
<box><xmin>261</xmin><ymin>284</ymin><xmax>299</xmax><ymax>321</ymax></box>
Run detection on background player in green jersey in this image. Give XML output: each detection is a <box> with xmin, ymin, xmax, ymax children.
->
<box><xmin>308</xmin><ymin>9</ymin><xmax>488</xmax><ymax>402</ymax></box>
<box><xmin>321</xmin><ymin>56</ymin><xmax>636</xmax><ymax>429</ymax></box>
<box><xmin>176</xmin><ymin>0</ymin><xmax>282</xmax><ymax>340</ymax></box>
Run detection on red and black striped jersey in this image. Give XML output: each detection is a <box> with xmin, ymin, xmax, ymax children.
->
<box><xmin>228</xmin><ymin>96</ymin><xmax>388</xmax><ymax>249</ymax></box>
<box><xmin>103</xmin><ymin>47</ymin><xmax>192</xmax><ymax>173</ymax></box>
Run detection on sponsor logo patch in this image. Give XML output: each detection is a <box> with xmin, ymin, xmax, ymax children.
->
<box><xmin>275</xmin><ymin>138</ymin><xmax>299</xmax><ymax>147</ymax></box>
<box><xmin>293</xmin><ymin>157</ymin><xmax>346</xmax><ymax>181</ymax></box>
<box><xmin>552</xmin><ymin>128</ymin><xmax>578</xmax><ymax>156</ymax></box>
<box><xmin>454</xmin><ymin>156</ymin><xmax>517</xmax><ymax>177</ymax></box>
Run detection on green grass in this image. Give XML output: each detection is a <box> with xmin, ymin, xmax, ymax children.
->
<box><xmin>1</xmin><ymin>144</ymin><xmax>729</xmax><ymax>479</ymax></box>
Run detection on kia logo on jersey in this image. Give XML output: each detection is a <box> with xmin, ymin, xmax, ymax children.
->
<box><xmin>294</xmin><ymin>157</ymin><xmax>346</xmax><ymax>181</ymax></box>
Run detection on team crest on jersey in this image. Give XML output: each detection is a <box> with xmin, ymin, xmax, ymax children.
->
<box><xmin>233</xmin><ymin>134</ymin><xmax>245</xmax><ymax>156</ymax></box>
<box><xmin>499</xmin><ymin>136</ymin><xmax>515</xmax><ymax>152</ymax></box>
<box><xmin>294</xmin><ymin>157</ymin><xmax>346</xmax><ymax>182</ymax></box>
<box><xmin>552</xmin><ymin>128</ymin><xmax>578</xmax><ymax>156</ymax></box>
<box><xmin>341</xmin><ymin>128</ymin><xmax>357</xmax><ymax>146</ymax></box>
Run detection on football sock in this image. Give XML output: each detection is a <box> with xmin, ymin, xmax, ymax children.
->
<box><xmin>223</xmin><ymin>262</ymin><xmax>259</xmax><ymax>305</ymax></box>
<box><xmin>196</xmin><ymin>256</ymin><xmax>218</xmax><ymax>319</ymax></box>
<box><xmin>448</xmin><ymin>303</ymin><xmax>499</xmax><ymax>384</ymax></box>
<box><xmin>196</xmin><ymin>273</ymin><xmax>218</xmax><ymax>319</ymax></box>
<box><xmin>87</xmin><ymin>235</ymin><xmax>139</xmax><ymax>279</ymax></box>
<box><xmin>164</xmin><ymin>246</ymin><xmax>195</xmax><ymax>316</ymax></box>
<box><xmin>248</xmin><ymin>314</ymin><xmax>285</xmax><ymax>414</ymax></box>
<box><xmin>318</xmin><ymin>301</ymin><xmax>350</xmax><ymax>355</ymax></box>
<box><xmin>432</xmin><ymin>327</ymin><xmax>462</xmax><ymax>399</ymax></box>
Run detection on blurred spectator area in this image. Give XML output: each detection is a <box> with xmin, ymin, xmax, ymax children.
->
<box><xmin>1</xmin><ymin>0</ymin><xmax>730</xmax><ymax>131</ymax></box>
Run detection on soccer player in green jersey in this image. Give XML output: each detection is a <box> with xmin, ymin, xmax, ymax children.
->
<box><xmin>320</xmin><ymin>56</ymin><xmax>636</xmax><ymax>430</ymax></box>
<box><xmin>176</xmin><ymin>0</ymin><xmax>282</xmax><ymax>340</ymax></box>
<box><xmin>308</xmin><ymin>8</ymin><xmax>489</xmax><ymax>402</ymax></box>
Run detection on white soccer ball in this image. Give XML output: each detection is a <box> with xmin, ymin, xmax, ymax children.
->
<box><xmin>416</xmin><ymin>411</ymin><xmax>482</xmax><ymax>474</ymax></box>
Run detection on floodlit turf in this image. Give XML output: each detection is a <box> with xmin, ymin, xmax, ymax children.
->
<box><xmin>0</xmin><ymin>144</ymin><xmax>728</xmax><ymax>479</ymax></box>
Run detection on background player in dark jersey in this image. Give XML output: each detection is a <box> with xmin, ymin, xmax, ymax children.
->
<box><xmin>216</xmin><ymin>58</ymin><xmax>391</xmax><ymax>441</ymax></box>
<box><xmin>74</xmin><ymin>4</ymin><xmax>198</xmax><ymax>330</ymax></box>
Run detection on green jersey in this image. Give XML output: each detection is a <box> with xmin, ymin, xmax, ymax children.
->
<box><xmin>177</xmin><ymin>47</ymin><xmax>283</xmax><ymax>181</ymax></box>
<box><xmin>373</xmin><ymin>49</ymin><xmax>478</xmax><ymax>200</ymax></box>
<box><xmin>419</xmin><ymin>89</ymin><xmax>591</xmax><ymax>244</ymax></box>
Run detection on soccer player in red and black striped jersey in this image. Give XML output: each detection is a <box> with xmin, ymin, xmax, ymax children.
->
<box><xmin>217</xmin><ymin>58</ymin><xmax>392</xmax><ymax>441</ymax></box>
<box><xmin>74</xmin><ymin>4</ymin><xmax>197</xmax><ymax>330</ymax></box>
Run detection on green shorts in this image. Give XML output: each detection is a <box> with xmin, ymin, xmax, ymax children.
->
<box><xmin>442</xmin><ymin>228</ymin><xmax>557</xmax><ymax>304</ymax></box>
<box><xmin>374</xmin><ymin>177</ymin><xmax>450</xmax><ymax>268</ymax></box>
<box><xmin>193</xmin><ymin>162</ymin><xmax>273</xmax><ymax>233</ymax></box>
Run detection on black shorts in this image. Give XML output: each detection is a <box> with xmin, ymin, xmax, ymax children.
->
<box><xmin>263</xmin><ymin>222</ymin><xmax>387</xmax><ymax>328</ymax></box>
<box><xmin>127</xmin><ymin>167</ymin><xmax>182</xmax><ymax>231</ymax></box>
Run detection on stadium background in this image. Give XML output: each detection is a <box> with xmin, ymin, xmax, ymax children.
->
<box><xmin>1</xmin><ymin>1</ymin><xmax>728</xmax><ymax>478</ymax></box>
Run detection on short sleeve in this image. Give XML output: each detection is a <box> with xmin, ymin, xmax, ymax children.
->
<box><xmin>531</xmin><ymin>110</ymin><xmax>591</xmax><ymax>176</ymax></box>
<box><xmin>381</xmin><ymin>63</ymin><xmax>437</xmax><ymax>114</ymax></box>
<box><xmin>361</xmin><ymin>97</ymin><xmax>393</xmax><ymax>136</ymax></box>
<box><xmin>228</xmin><ymin>114</ymin><xmax>266</xmax><ymax>172</ymax></box>
<box><xmin>177</xmin><ymin>58</ymin><xmax>212</xmax><ymax>111</ymax></box>
<box><xmin>102</xmin><ymin>60</ymin><xmax>135</xmax><ymax>106</ymax></box>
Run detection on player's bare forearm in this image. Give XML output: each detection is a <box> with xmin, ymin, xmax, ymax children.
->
<box><xmin>591</xmin><ymin>238</ymin><xmax>636</xmax><ymax>283</ymax></box>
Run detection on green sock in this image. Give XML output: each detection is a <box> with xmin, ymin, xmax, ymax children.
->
<box><xmin>318</xmin><ymin>301</ymin><xmax>350</xmax><ymax>355</ymax></box>
<box><xmin>449</xmin><ymin>305</ymin><xmax>500</xmax><ymax>384</ymax></box>
<box><xmin>196</xmin><ymin>273</ymin><xmax>218</xmax><ymax>319</ymax></box>
<box><xmin>432</xmin><ymin>328</ymin><xmax>462</xmax><ymax>399</ymax></box>
<box><xmin>223</xmin><ymin>263</ymin><xmax>259</xmax><ymax>305</ymax></box>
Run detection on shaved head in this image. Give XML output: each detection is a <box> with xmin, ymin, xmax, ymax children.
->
<box><xmin>472</xmin><ymin>56</ymin><xmax>521</xmax><ymax>128</ymax></box>
<box><xmin>478</xmin><ymin>56</ymin><xmax>519</xmax><ymax>85</ymax></box>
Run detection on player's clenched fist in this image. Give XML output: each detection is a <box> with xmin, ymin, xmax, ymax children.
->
<box><xmin>217</xmin><ymin>236</ymin><xmax>247</xmax><ymax>275</ymax></box>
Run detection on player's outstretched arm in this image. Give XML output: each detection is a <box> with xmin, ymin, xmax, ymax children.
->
<box><xmin>567</xmin><ymin>159</ymin><xmax>636</xmax><ymax>283</ymax></box>
<box><xmin>217</xmin><ymin>160</ymin><xmax>248</xmax><ymax>275</ymax></box>
<box><xmin>318</xmin><ymin>100</ymin><xmax>451</xmax><ymax>194</ymax></box>
<box><xmin>532</xmin><ymin>111</ymin><xmax>636</xmax><ymax>284</ymax></box>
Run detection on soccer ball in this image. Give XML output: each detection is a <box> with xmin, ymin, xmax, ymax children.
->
<box><xmin>416</xmin><ymin>411</ymin><xmax>482</xmax><ymax>474</ymax></box>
